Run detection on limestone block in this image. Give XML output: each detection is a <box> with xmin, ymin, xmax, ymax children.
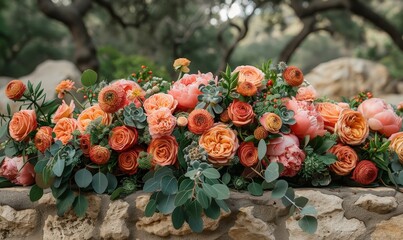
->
<box><xmin>228</xmin><ymin>206</ymin><xmax>275</xmax><ymax>240</ymax></box>
<box><xmin>100</xmin><ymin>200</ymin><xmax>130</xmax><ymax>240</ymax></box>
<box><xmin>354</xmin><ymin>194</ymin><xmax>398</xmax><ymax>214</ymax></box>
<box><xmin>371</xmin><ymin>214</ymin><xmax>403</xmax><ymax>240</ymax></box>
<box><xmin>0</xmin><ymin>205</ymin><xmax>37</xmax><ymax>239</ymax></box>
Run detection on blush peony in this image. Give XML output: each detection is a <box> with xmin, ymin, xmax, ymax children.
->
<box><xmin>296</xmin><ymin>85</ymin><xmax>317</xmax><ymax>101</ymax></box>
<box><xmin>0</xmin><ymin>156</ymin><xmax>35</xmax><ymax>186</ymax></box>
<box><xmin>147</xmin><ymin>107</ymin><xmax>177</xmax><ymax>138</ymax></box>
<box><xmin>111</xmin><ymin>79</ymin><xmax>145</xmax><ymax>108</ymax></box>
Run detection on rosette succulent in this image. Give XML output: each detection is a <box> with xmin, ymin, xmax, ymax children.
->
<box><xmin>123</xmin><ymin>103</ymin><xmax>147</xmax><ymax>129</ymax></box>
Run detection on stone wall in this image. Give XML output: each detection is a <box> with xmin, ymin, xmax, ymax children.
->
<box><xmin>0</xmin><ymin>187</ymin><xmax>402</xmax><ymax>239</ymax></box>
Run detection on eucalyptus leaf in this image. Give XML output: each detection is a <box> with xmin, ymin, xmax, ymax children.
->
<box><xmin>295</xmin><ymin>196</ymin><xmax>309</xmax><ymax>208</ymax></box>
<box><xmin>174</xmin><ymin>189</ymin><xmax>192</xmax><ymax>206</ymax></box>
<box><xmin>281</xmin><ymin>188</ymin><xmax>295</xmax><ymax>207</ymax></box>
<box><xmin>29</xmin><ymin>185</ymin><xmax>43</xmax><ymax>202</ymax></box>
<box><xmin>179</xmin><ymin>179</ymin><xmax>194</xmax><ymax>192</ymax></box>
<box><xmin>212</xmin><ymin>184</ymin><xmax>230</xmax><ymax>200</ymax></box>
<box><xmin>161</xmin><ymin>175</ymin><xmax>178</xmax><ymax>195</ymax></box>
<box><xmin>145</xmin><ymin>199</ymin><xmax>157</xmax><ymax>217</ymax></box>
<box><xmin>215</xmin><ymin>199</ymin><xmax>230</xmax><ymax>212</ymax></box>
<box><xmin>202</xmin><ymin>168</ymin><xmax>220</xmax><ymax>179</ymax></box>
<box><xmin>56</xmin><ymin>190</ymin><xmax>75</xmax><ymax>216</ymax></box>
<box><xmin>187</xmin><ymin>214</ymin><xmax>203</xmax><ymax>233</ymax></box>
<box><xmin>298</xmin><ymin>215</ymin><xmax>318</xmax><ymax>234</ymax></box>
<box><xmin>0</xmin><ymin>123</ymin><xmax>8</xmax><ymax>139</ymax></box>
<box><xmin>258</xmin><ymin>139</ymin><xmax>267</xmax><ymax>160</ymax></box>
<box><xmin>196</xmin><ymin>188</ymin><xmax>211</xmax><ymax>209</ymax></box>
<box><xmin>271</xmin><ymin>180</ymin><xmax>288</xmax><ymax>199</ymax></box>
<box><xmin>301</xmin><ymin>205</ymin><xmax>318</xmax><ymax>216</ymax></box>
<box><xmin>92</xmin><ymin>172</ymin><xmax>108</xmax><ymax>194</ymax></box>
<box><xmin>204</xmin><ymin>199</ymin><xmax>221</xmax><ymax>219</ymax></box>
<box><xmin>74</xmin><ymin>168</ymin><xmax>92</xmax><ymax>188</ymax></box>
<box><xmin>247</xmin><ymin>182</ymin><xmax>263</xmax><ymax>196</ymax></box>
<box><xmin>172</xmin><ymin>207</ymin><xmax>185</xmax><ymax>229</ymax></box>
<box><xmin>185</xmin><ymin>200</ymin><xmax>202</xmax><ymax>218</ymax></box>
<box><xmin>81</xmin><ymin>69</ymin><xmax>98</xmax><ymax>86</ymax></box>
<box><xmin>265</xmin><ymin>162</ymin><xmax>280</xmax><ymax>183</ymax></box>
<box><xmin>222</xmin><ymin>172</ymin><xmax>231</xmax><ymax>185</ymax></box>
<box><xmin>106</xmin><ymin>173</ymin><xmax>118</xmax><ymax>192</ymax></box>
<box><xmin>143</xmin><ymin>178</ymin><xmax>160</xmax><ymax>193</ymax></box>
<box><xmin>202</xmin><ymin>183</ymin><xmax>218</xmax><ymax>198</ymax></box>
<box><xmin>73</xmin><ymin>195</ymin><xmax>88</xmax><ymax>218</ymax></box>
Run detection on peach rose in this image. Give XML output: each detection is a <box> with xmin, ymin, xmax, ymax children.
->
<box><xmin>338</xmin><ymin>102</ymin><xmax>350</xmax><ymax>109</ymax></box>
<box><xmin>109</xmin><ymin>126</ymin><xmax>138</xmax><ymax>151</ymax></box>
<box><xmin>357</xmin><ymin>98</ymin><xmax>402</xmax><ymax>137</ymax></box>
<box><xmin>283</xmin><ymin>66</ymin><xmax>304</xmax><ymax>87</ymax></box>
<box><xmin>98</xmin><ymin>84</ymin><xmax>126</xmax><ymax>113</ymax></box>
<box><xmin>236</xmin><ymin>81</ymin><xmax>257</xmax><ymax>97</ymax></box>
<box><xmin>315</xmin><ymin>102</ymin><xmax>343</xmax><ymax>132</ymax></box>
<box><xmin>173</xmin><ymin>58</ymin><xmax>191</xmax><ymax>73</ymax></box>
<box><xmin>296</xmin><ymin>85</ymin><xmax>317</xmax><ymax>101</ymax></box>
<box><xmin>9</xmin><ymin>110</ymin><xmax>37</xmax><ymax>141</ymax></box>
<box><xmin>199</xmin><ymin>123</ymin><xmax>239</xmax><ymax>166</ymax></box>
<box><xmin>147</xmin><ymin>107</ymin><xmax>176</xmax><ymax>138</ymax></box>
<box><xmin>227</xmin><ymin>100</ymin><xmax>255</xmax><ymax>127</ymax></box>
<box><xmin>177</xmin><ymin>116</ymin><xmax>188</xmax><ymax>127</ymax></box>
<box><xmin>34</xmin><ymin>126</ymin><xmax>53</xmax><ymax>153</ymax></box>
<box><xmin>80</xmin><ymin>134</ymin><xmax>91</xmax><ymax>157</ymax></box>
<box><xmin>335</xmin><ymin>109</ymin><xmax>369</xmax><ymax>145</ymax></box>
<box><xmin>0</xmin><ymin>156</ymin><xmax>35</xmax><ymax>186</ymax></box>
<box><xmin>53</xmin><ymin>117</ymin><xmax>79</xmax><ymax>144</ymax></box>
<box><xmin>233</xmin><ymin>65</ymin><xmax>264</xmax><ymax>89</ymax></box>
<box><xmin>351</xmin><ymin>160</ymin><xmax>378</xmax><ymax>185</ymax></box>
<box><xmin>148</xmin><ymin>136</ymin><xmax>178</xmax><ymax>166</ymax></box>
<box><xmin>143</xmin><ymin>93</ymin><xmax>178</xmax><ymax>114</ymax></box>
<box><xmin>118</xmin><ymin>150</ymin><xmax>139</xmax><ymax>175</ymax></box>
<box><xmin>89</xmin><ymin>145</ymin><xmax>111</xmax><ymax>165</ymax></box>
<box><xmin>188</xmin><ymin>109</ymin><xmax>214</xmax><ymax>134</ymax></box>
<box><xmin>111</xmin><ymin>80</ymin><xmax>146</xmax><ymax>108</ymax></box>
<box><xmin>77</xmin><ymin>104</ymin><xmax>112</xmax><ymax>131</ymax></box>
<box><xmin>259</xmin><ymin>113</ymin><xmax>282</xmax><ymax>133</ymax></box>
<box><xmin>238</xmin><ymin>142</ymin><xmax>258</xmax><ymax>167</ymax></box>
<box><xmin>328</xmin><ymin>144</ymin><xmax>358</xmax><ymax>176</ymax></box>
<box><xmin>389</xmin><ymin>132</ymin><xmax>403</xmax><ymax>164</ymax></box>
<box><xmin>5</xmin><ymin>80</ymin><xmax>26</xmax><ymax>100</ymax></box>
<box><xmin>55</xmin><ymin>79</ymin><xmax>75</xmax><ymax>99</ymax></box>
<box><xmin>52</xmin><ymin>100</ymin><xmax>75</xmax><ymax>123</ymax></box>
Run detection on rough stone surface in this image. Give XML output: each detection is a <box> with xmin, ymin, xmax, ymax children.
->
<box><xmin>100</xmin><ymin>200</ymin><xmax>130</xmax><ymax>240</ymax></box>
<box><xmin>228</xmin><ymin>206</ymin><xmax>275</xmax><ymax>240</ymax></box>
<box><xmin>371</xmin><ymin>214</ymin><xmax>403</xmax><ymax>240</ymax></box>
<box><xmin>286</xmin><ymin>190</ymin><xmax>366</xmax><ymax>240</ymax></box>
<box><xmin>354</xmin><ymin>194</ymin><xmax>398</xmax><ymax>214</ymax></box>
<box><xmin>0</xmin><ymin>205</ymin><xmax>37</xmax><ymax>239</ymax></box>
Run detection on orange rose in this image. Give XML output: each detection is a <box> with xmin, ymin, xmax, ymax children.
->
<box><xmin>199</xmin><ymin>123</ymin><xmax>239</xmax><ymax>166</ymax></box>
<box><xmin>389</xmin><ymin>132</ymin><xmax>403</xmax><ymax>164</ymax></box>
<box><xmin>143</xmin><ymin>93</ymin><xmax>178</xmax><ymax>114</ymax></box>
<box><xmin>283</xmin><ymin>66</ymin><xmax>304</xmax><ymax>87</ymax></box>
<box><xmin>259</xmin><ymin>113</ymin><xmax>282</xmax><ymax>133</ymax></box>
<box><xmin>80</xmin><ymin>134</ymin><xmax>91</xmax><ymax>157</ymax></box>
<box><xmin>98</xmin><ymin>85</ymin><xmax>126</xmax><ymax>113</ymax></box>
<box><xmin>188</xmin><ymin>109</ymin><xmax>214</xmax><ymax>134</ymax></box>
<box><xmin>89</xmin><ymin>145</ymin><xmax>111</xmax><ymax>165</ymax></box>
<box><xmin>147</xmin><ymin>107</ymin><xmax>176</xmax><ymax>138</ymax></box>
<box><xmin>34</xmin><ymin>126</ymin><xmax>53</xmax><ymax>153</ymax></box>
<box><xmin>296</xmin><ymin>85</ymin><xmax>317</xmax><ymax>101</ymax></box>
<box><xmin>53</xmin><ymin>117</ymin><xmax>79</xmax><ymax>145</ymax></box>
<box><xmin>147</xmin><ymin>136</ymin><xmax>178</xmax><ymax>166</ymax></box>
<box><xmin>118</xmin><ymin>150</ymin><xmax>139</xmax><ymax>175</ymax></box>
<box><xmin>109</xmin><ymin>126</ymin><xmax>138</xmax><ymax>151</ymax></box>
<box><xmin>335</xmin><ymin>109</ymin><xmax>369</xmax><ymax>145</ymax></box>
<box><xmin>328</xmin><ymin>144</ymin><xmax>358</xmax><ymax>176</ymax></box>
<box><xmin>238</xmin><ymin>142</ymin><xmax>258</xmax><ymax>167</ymax></box>
<box><xmin>227</xmin><ymin>100</ymin><xmax>255</xmax><ymax>127</ymax></box>
<box><xmin>55</xmin><ymin>79</ymin><xmax>75</xmax><ymax>99</ymax></box>
<box><xmin>233</xmin><ymin>65</ymin><xmax>264</xmax><ymax>89</ymax></box>
<box><xmin>173</xmin><ymin>58</ymin><xmax>191</xmax><ymax>73</ymax></box>
<box><xmin>77</xmin><ymin>104</ymin><xmax>112</xmax><ymax>132</ymax></box>
<box><xmin>52</xmin><ymin>100</ymin><xmax>75</xmax><ymax>123</ymax></box>
<box><xmin>5</xmin><ymin>80</ymin><xmax>26</xmax><ymax>100</ymax></box>
<box><xmin>9</xmin><ymin>110</ymin><xmax>37</xmax><ymax>141</ymax></box>
<box><xmin>236</xmin><ymin>81</ymin><xmax>257</xmax><ymax>97</ymax></box>
<box><xmin>315</xmin><ymin>102</ymin><xmax>343</xmax><ymax>132</ymax></box>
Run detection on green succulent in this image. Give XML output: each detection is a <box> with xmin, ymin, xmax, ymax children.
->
<box><xmin>196</xmin><ymin>80</ymin><xmax>224</xmax><ymax>116</ymax></box>
<box><xmin>138</xmin><ymin>151</ymin><xmax>153</xmax><ymax>170</ymax></box>
<box><xmin>123</xmin><ymin>103</ymin><xmax>147</xmax><ymax>129</ymax></box>
<box><xmin>183</xmin><ymin>141</ymin><xmax>208</xmax><ymax>165</ymax></box>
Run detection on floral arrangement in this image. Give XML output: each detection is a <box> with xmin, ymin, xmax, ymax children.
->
<box><xmin>1</xmin><ymin>58</ymin><xmax>403</xmax><ymax>234</ymax></box>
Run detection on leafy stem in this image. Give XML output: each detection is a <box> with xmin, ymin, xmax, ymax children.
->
<box><xmin>66</xmin><ymin>91</ymin><xmax>85</xmax><ymax>110</ymax></box>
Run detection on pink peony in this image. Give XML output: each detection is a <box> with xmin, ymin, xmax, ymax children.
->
<box><xmin>147</xmin><ymin>107</ymin><xmax>177</xmax><ymax>138</ymax></box>
<box><xmin>111</xmin><ymin>79</ymin><xmax>146</xmax><ymax>108</ymax></box>
<box><xmin>266</xmin><ymin>134</ymin><xmax>305</xmax><ymax>177</ymax></box>
<box><xmin>168</xmin><ymin>72</ymin><xmax>213</xmax><ymax>110</ymax></box>
<box><xmin>286</xmin><ymin>98</ymin><xmax>326</xmax><ymax>139</ymax></box>
<box><xmin>357</xmin><ymin>98</ymin><xmax>402</xmax><ymax>137</ymax></box>
<box><xmin>0</xmin><ymin>156</ymin><xmax>35</xmax><ymax>186</ymax></box>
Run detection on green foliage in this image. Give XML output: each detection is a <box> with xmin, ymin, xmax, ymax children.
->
<box><xmin>29</xmin><ymin>184</ymin><xmax>43</xmax><ymax>202</ymax></box>
<box><xmin>81</xmin><ymin>69</ymin><xmax>98</xmax><ymax>87</ymax></box>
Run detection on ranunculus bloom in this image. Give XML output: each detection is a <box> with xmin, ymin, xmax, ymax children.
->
<box><xmin>238</xmin><ymin>142</ymin><xmax>258</xmax><ymax>167</ymax></box>
<box><xmin>389</xmin><ymin>132</ymin><xmax>403</xmax><ymax>164</ymax></box>
<box><xmin>199</xmin><ymin>123</ymin><xmax>239</xmax><ymax>166</ymax></box>
<box><xmin>5</xmin><ymin>80</ymin><xmax>26</xmax><ymax>100</ymax></box>
<box><xmin>80</xmin><ymin>134</ymin><xmax>91</xmax><ymax>157</ymax></box>
<box><xmin>77</xmin><ymin>104</ymin><xmax>112</xmax><ymax>132</ymax></box>
<box><xmin>143</xmin><ymin>93</ymin><xmax>178</xmax><ymax>114</ymax></box>
<box><xmin>328</xmin><ymin>144</ymin><xmax>358</xmax><ymax>176</ymax></box>
<box><xmin>188</xmin><ymin>109</ymin><xmax>214</xmax><ymax>134</ymax></box>
<box><xmin>296</xmin><ymin>85</ymin><xmax>317</xmax><ymax>101</ymax></box>
<box><xmin>233</xmin><ymin>65</ymin><xmax>265</xmax><ymax>89</ymax></box>
<box><xmin>254</xmin><ymin>126</ymin><xmax>268</xmax><ymax>140</ymax></box>
<box><xmin>111</xmin><ymin>79</ymin><xmax>145</xmax><ymax>108</ymax></box>
<box><xmin>259</xmin><ymin>113</ymin><xmax>282</xmax><ymax>133</ymax></box>
<box><xmin>220</xmin><ymin>109</ymin><xmax>230</xmax><ymax>123</ymax></box>
<box><xmin>227</xmin><ymin>100</ymin><xmax>255</xmax><ymax>127</ymax></box>
<box><xmin>52</xmin><ymin>100</ymin><xmax>75</xmax><ymax>123</ymax></box>
<box><xmin>53</xmin><ymin>117</ymin><xmax>79</xmax><ymax>145</ymax></box>
<box><xmin>236</xmin><ymin>81</ymin><xmax>257</xmax><ymax>97</ymax></box>
<box><xmin>9</xmin><ymin>110</ymin><xmax>37</xmax><ymax>141</ymax></box>
<box><xmin>118</xmin><ymin>150</ymin><xmax>139</xmax><ymax>175</ymax></box>
<box><xmin>98</xmin><ymin>85</ymin><xmax>126</xmax><ymax>113</ymax></box>
<box><xmin>147</xmin><ymin>107</ymin><xmax>176</xmax><ymax>138</ymax></box>
<box><xmin>168</xmin><ymin>72</ymin><xmax>213</xmax><ymax>110</ymax></box>
<box><xmin>173</xmin><ymin>58</ymin><xmax>191</xmax><ymax>73</ymax></box>
<box><xmin>177</xmin><ymin>116</ymin><xmax>188</xmax><ymax>127</ymax></box>
<box><xmin>335</xmin><ymin>109</ymin><xmax>369</xmax><ymax>145</ymax></box>
<box><xmin>109</xmin><ymin>126</ymin><xmax>138</xmax><ymax>151</ymax></box>
<box><xmin>89</xmin><ymin>145</ymin><xmax>111</xmax><ymax>165</ymax></box>
<box><xmin>283</xmin><ymin>66</ymin><xmax>304</xmax><ymax>87</ymax></box>
<box><xmin>0</xmin><ymin>156</ymin><xmax>35</xmax><ymax>186</ymax></box>
<box><xmin>148</xmin><ymin>136</ymin><xmax>178</xmax><ymax>166</ymax></box>
<box><xmin>351</xmin><ymin>160</ymin><xmax>378</xmax><ymax>185</ymax></box>
<box><xmin>357</xmin><ymin>98</ymin><xmax>402</xmax><ymax>137</ymax></box>
<box><xmin>267</xmin><ymin>134</ymin><xmax>305</xmax><ymax>177</ymax></box>
<box><xmin>34</xmin><ymin>126</ymin><xmax>53</xmax><ymax>153</ymax></box>
<box><xmin>55</xmin><ymin>79</ymin><xmax>75</xmax><ymax>99</ymax></box>
<box><xmin>286</xmin><ymin>98</ymin><xmax>326</xmax><ymax>139</ymax></box>
<box><xmin>315</xmin><ymin>102</ymin><xmax>343</xmax><ymax>133</ymax></box>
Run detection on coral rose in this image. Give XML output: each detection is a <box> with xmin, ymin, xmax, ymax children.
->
<box><xmin>357</xmin><ymin>98</ymin><xmax>402</xmax><ymax>137</ymax></box>
<box><xmin>147</xmin><ymin>107</ymin><xmax>176</xmax><ymax>138</ymax></box>
<box><xmin>233</xmin><ymin>65</ymin><xmax>264</xmax><ymax>89</ymax></box>
<box><xmin>98</xmin><ymin>85</ymin><xmax>126</xmax><ymax>113</ymax></box>
<box><xmin>52</xmin><ymin>100</ymin><xmax>75</xmax><ymax>123</ymax></box>
<box><xmin>259</xmin><ymin>113</ymin><xmax>282</xmax><ymax>133</ymax></box>
<box><xmin>227</xmin><ymin>100</ymin><xmax>255</xmax><ymax>127</ymax></box>
<box><xmin>238</xmin><ymin>142</ymin><xmax>258</xmax><ymax>167</ymax></box>
<box><xmin>389</xmin><ymin>132</ymin><xmax>403</xmax><ymax>164</ymax></box>
<box><xmin>148</xmin><ymin>136</ymin><xmax>178</xmax><ymax>166</ymax></box>
<box><xmin>188</xmin><ymin>109</ymin><xmax>214</xmax><ymax>134</ymax></box>
<box><xmin>9</xmin><ymin>110</ymin><xmax>37</xmax><ymax>141</ymax></box>
<box><xmin>328</xmin><ymin>144</ymin><xmax>358</xmax><ymax>176</ymax></box>
<box><xmin>168</xmin><ymin>72</ymin><xmax>213</xmax><ymax>110</ymax></box>
<box><xmin>109</xmin><ymin>126</ymin><xmax>138</xmax><ymax>151</ymax></box>
<box><xmin>199</xmin><ymin>123</ymin><xmax>239</xmax><ymax>166</ymax></box>
<box><xmin>143</xmin><ymin>93</ymin><xmax>178</xmax><ymax>114</ymax></box>
<box><xmin>0</xmin><ymin>156</ymin><xmax>35</xmax><ymax>186</ymax></box>
<box><xmin>89</xmin><ymin>145</ymin><xmax>111</xmax><ymax>165</ymax></box>
<box><xmin>118</xmin><ymin>150</ymin><xmax>139</xmax><ymax>175</ymax></box>
<box><xmin>236</xmin><ymin>81</ymin><xmax>257</xmax><ymax>97</ymax></box>
<box><xmin>55</xmin><ymin>79</ymin><xmax>75</xmax><ymax>99</ymax></box>
<box><xmin>53</xmin><ymin>117</ymin><xmax>79</xmax><ymax>145</ymax></box>
<box><xmin>283</xmin><ymin>66</ymin><xmax>304</xmax><ymax>87</ymax></box>
<box><xmin>296</xmin><ymin>85</ymin><xmax>317</xmax><ymax>101</ymax></box>
<box><xmin>315</xmin><ymin>102</ymin><xmax>343</xmax><ymax>132</ymax></box>
<box><xmin>5</xmin><ymin>80</ymin><xmax>26</xmax><ymax>100</ymax></box>
<box><xmin>351</xmin><ymin>160</ymin><xmax>378</xmax><ymax>185</ymax></box>
<box><xmin>173</xmin><ymin>58</ymin><xmax>191</xmax><ymax>73</ymax></box>
<box><xmin>79</xmin><ymin>134</ymin><xmax>91</xmax><ymax>157</ymax></box>
<box><xmin>77</xmin><ymin>104</ymin><xmax>112</xmax><ymax>131</ymax></box>
<box><xmin>335</xmin><ymin>109</ymin><xmax>369</xmax><ymax>145</ymax></box>
<box><xmin>267</xmin><ymin>134</ymin><xmax>305</xmax><ymax>177</ymax></box>
<box><xmin>34</xmin><ymin>126</ymin><xmax>53</xmax><ymax>153</ymax></box>
<box><xmin>111</xmin><ymin>80</ymin><xmax>145</xmax><ymax>108</ymax></box>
